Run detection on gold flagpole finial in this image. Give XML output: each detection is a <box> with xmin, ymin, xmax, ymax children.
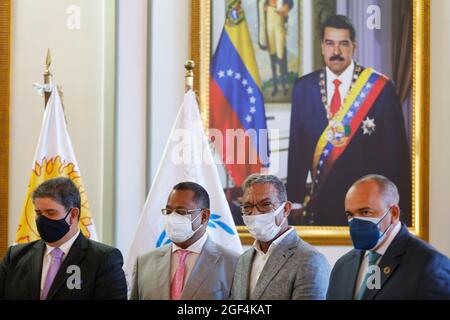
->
<box><xmin>43</xmin><ymin>49</ymin><xmax>53</xmax><ymax>107</ymax></box>
<box><xmin>185</xmin><ymin>60</ymin><xmax>195</xmax><ymax>92</ymax></box>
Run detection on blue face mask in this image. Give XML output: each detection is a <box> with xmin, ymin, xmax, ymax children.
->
<box><xmin>348</xmin><ymin>207</ymin><xmax>393</xmax><ymax>250</ymax></box>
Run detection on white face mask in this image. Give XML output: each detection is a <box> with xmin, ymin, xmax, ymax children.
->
<box><xmin>243</xmin><ymin>202</ymin><xmax>286</xmax><ymax>242</ymax></box>
<box><xmin>164</xmin><ymin>211</ymin><xmax>202</xmax><ymax>243</ymax></box>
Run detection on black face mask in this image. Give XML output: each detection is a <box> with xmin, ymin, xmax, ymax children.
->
<box><xmin>36</xmin><ymin>209</ymin><xmax>72</xmax><ymax>243</ymax></box>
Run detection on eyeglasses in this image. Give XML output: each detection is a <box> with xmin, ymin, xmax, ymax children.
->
<box><xmin>161</xmin><ymin>208</ymin><xmax>204</xmax><ymax>216</ymax></box>
<box><xmin>240</xmin><ymin>201</ymin><xmax>279</xmax><ymax>215</ymax></box>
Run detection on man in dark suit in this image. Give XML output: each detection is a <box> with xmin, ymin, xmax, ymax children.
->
<box><xmin>0</xmin><ymin>177</ymin><xmax>127</xmax><ymax>300</ymax></box>
<box><xmin>287</xmin><ymin>15</ymin><xmax>411</xmax><ymax>226</ymax></box>
<box><xmin>327</xmin><ymin>175</ymin><xmax>450</xmax><ymax>300</ymax></box>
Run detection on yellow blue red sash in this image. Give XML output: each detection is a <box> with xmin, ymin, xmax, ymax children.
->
<box><xmin>311</xmin><ymin>68</ymin><xmax>388</xmax><ymax>193</ymax></box>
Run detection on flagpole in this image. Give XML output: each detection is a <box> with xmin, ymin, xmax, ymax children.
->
<box><xmin>185</xmin><ymin>60</ymin><xmax>194</xmax><ymax>92</ymax></box>
<box><xmin>43</xmin><ymin>49</ymin><xmax>52</xmax><ymax>107</ymax></box>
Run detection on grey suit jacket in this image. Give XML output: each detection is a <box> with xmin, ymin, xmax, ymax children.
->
<box><xmin>230</xmin><ymin>230</ymin><xmax>330</xmax><ymax>300</ymax></box>
<box><xmin>130</xmin><ymin>236</ymin><xmax>239</xmax><ymax>300</ymax></box>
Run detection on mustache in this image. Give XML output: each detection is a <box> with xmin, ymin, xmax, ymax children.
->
<box><xmin>330</xmin><ymin>55</ymin><xmax>345</xmax><ymax>61</ymax></box>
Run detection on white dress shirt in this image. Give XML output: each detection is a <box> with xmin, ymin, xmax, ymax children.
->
<box><xmin>354</xmin><ymin>221</ymin><xmax>402</xmax><ymax>298</ymax></box>
<box><xmin>249</xmin><ymin>227</ymin><xmax>295</xmax><ymax>295</ymax></box>
<box><xmin>170</xmin><ymin>232</ymin><xmax>208</xmax><ymax>287</ymax></box>
<box><xmin>326</xmin><ymin>60</ymin><xmax>355</xmax><ymax>108</ymax></box>
<box><xmin>40</xmin><ymin>229</ymin><xmax>80</xmax><ymax>293</ymax></box>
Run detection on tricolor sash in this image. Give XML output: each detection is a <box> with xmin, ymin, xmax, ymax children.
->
<box><xmin>311</xmin><ymin>68</ymin><xmax>388</xmax><ymax>194</ymax></box>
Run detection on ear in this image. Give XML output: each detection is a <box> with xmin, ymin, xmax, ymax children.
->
<box><xmin>201</xmin><ymin>208</ymin><xmax>211</xmax><ymax>224</ymax></box>
<box><xmin>283</xmin><ymin>201</ymin><xmax>292</xmax><ymax>218</ymax></box>
<box><xmin>70</xmin><ymin>208</ymin><xmax>80</xmax><ymax>225</ymax></box>
<box><xmin>390</xmin><ymin>205</ymin><xmax>401</xmax><ymax>223</ymax></box>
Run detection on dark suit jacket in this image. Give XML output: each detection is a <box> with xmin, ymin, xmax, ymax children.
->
<box><xmin>0</xmin><ymin>232</ymin><xmax>127</xmax><ymax>300</ymax></box>
<box><xmin>287</xmin><ymin>68</ymin><xmax>411</xmax><ymax>226</ymax></box>
<box><xmin>327</xmin><ymin>224</ymin><xmax>450</xmax><ymax>300</ymax></box>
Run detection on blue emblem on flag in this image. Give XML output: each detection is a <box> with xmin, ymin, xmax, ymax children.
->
<box><xmin>208</xmin><ymin>214</ymin><xmax>236</xmax><ymax>235</ymax></box>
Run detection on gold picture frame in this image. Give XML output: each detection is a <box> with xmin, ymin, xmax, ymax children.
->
<box><xmin>0</xmin><ymin>0</ymin><xmax>11</xmax><ymax>256</ymax></box>
<box><xmin>190</xmin><ymin>0</ymin><xmax>430</xmax><ymax>245</ymax></box>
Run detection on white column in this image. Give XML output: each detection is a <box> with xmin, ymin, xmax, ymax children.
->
<box><xmin>115</xmin><ymin>0</ymin><xmax>148</xmax><ymax>257</ymax></box>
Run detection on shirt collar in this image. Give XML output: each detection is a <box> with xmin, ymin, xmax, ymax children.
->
<box><xmin>45</xmin><ymin>229</ymin><xmax>80</xmax><ymax>257</ymax></box>
<box><xmin>253</xmin><ymin>227</ymin><xmax>295</xmax><ymax>255</ymax></box>
<box><xmin>326</xmin><ymin>59</ymin><xmax>355</xmax><ymax>84</ymax></box>
<box><xmin>372</xmin><ymin>221</ymin><xmax>402</xmax><ymax>256</ymax></box>
<box><xmin>171</xmin><ymin>232</ymin><xmax>208</xmax><ymax>254</ymax></box>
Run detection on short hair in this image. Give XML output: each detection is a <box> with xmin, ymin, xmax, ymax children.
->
<box><xmin>172</xmin><ymin>182</ymin><xmax>210</xmax><ymax>209</ymax></box>
<box><xmin>352</xmin><ymin>174</ymin><xmax>400</xmax><ymax>206</ymax></box>
<box><xmin>321</xmin><ymin>15</ymin><xmax>356</xmax><ymax>42</ymax></box>
<box><xmin>242</xmin><ymin>174</ymin><xmax>287</xmax><ymax>203</ymax></box>
<box><xmin>32</xmin><ymin>177</ymin><xmax>81</xmax><ymax>217</ymax></box>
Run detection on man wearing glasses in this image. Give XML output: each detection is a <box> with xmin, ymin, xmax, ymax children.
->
<box><xmin>229</xmin><ymin>174</ymin><xmax>330</xmax><ymax>299</ymax></box>
<box><xmin>130</xmin><ymin>182</ymin><xmax>239</xmax><ymax>300</ymax></box>
<box><xmin>327</xmin><ymin>174</ymin><xmax>450</xmax><ymax>300</ymax></box>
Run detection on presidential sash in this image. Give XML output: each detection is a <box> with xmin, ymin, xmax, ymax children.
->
<box><xmin>311</xmin><ymin>68</ymin><xmax>388</xmax><ymax>194</ymax></box>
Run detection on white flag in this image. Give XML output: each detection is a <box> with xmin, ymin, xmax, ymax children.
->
<box><xmin>16</xmin><ymin>86</ymin><xmax>98</xmax><ymax>243</ymax></box>
<box><xmin>125</xmin><ymin>90</ymin><xmax>243</xmax><ymax>277</ymax></box>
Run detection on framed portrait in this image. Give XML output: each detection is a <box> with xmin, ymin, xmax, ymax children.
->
<box><xmin>0</xmin><ymin>0</ymin><xmax>11</xmax><ymax>256</ymax></box>
<box><xmin>192</xmin><ymin>0</ymin><xmax>429</xmax><ymax>245</ymax></box>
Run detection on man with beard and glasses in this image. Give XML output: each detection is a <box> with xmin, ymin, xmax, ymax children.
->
<box><xmin>286</xmin><ymin>15</ymin><xmax>411</xmax><ymax>227</ymax></box>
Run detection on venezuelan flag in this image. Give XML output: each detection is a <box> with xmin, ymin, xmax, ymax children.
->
<box><xmin>210</xmin><ymin>0</ymin><xmax>269</xmax><ymax>187</ymax></box>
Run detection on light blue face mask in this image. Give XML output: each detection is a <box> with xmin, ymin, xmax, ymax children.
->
<box><xmin>348</xmin><ymin>207</ymin><xmax>393</xmax><ymax>250</ymax></box>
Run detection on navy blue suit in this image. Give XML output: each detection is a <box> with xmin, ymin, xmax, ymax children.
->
<box><xmin>327</xmin><ymin>224</ymin><xmax>450</xmax><ymax>300</ymax></box>
<box><xmin>287</xmin><ymin>68</ymin><xmax>411</xmax><ymax>226</ymax></box>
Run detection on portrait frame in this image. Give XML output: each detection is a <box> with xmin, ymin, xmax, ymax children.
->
<box><xmin>0</xmin><ymin>0</ymin><xmax>11</xmax><ymax>256</ymax></box>
<box><xmin>192</xmin><ymin>0</ymin><xmax>429</xmax><ymax>246</ymax></box>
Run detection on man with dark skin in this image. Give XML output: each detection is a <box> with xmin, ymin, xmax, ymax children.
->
<box><xmin>130</xmin><ymin>182</ymin><xmax>239</xmax><ymax>300</ymax></box>
<box><xmin>230</xmin><ymin>174</ymin><xmax>330</xmax><ymax>300</ymax></box>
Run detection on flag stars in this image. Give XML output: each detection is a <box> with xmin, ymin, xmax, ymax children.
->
<box><xmin>250</xmin><ymin>106</ymin><xmax>256</xmax><ymax>114</ymax></box>
<box><xmin>245</xmin><ymin>115</ymin><xmax>253</xmax><ymax>123</ymax></box>
<box><xmin>242</xmin><ymin>79</ymin><xmax>248</xmax><ymax>86</ymax></box>
<box><xmin>227</xmin><ymin>69</ymin><xmax>234</xmax><ymax>77</ymax></box>
<box><xmin>218</xmin><ymin>70</ymin><xmax>225</xmax><ymax>78</ymax></box>
<box><xmin>247</xmin><ymin>87</ymin><xmax>254</xmax><ymax>95</ymax></box>
<box><xmin>235</xmin><ymin>73</ymin><xmax>242</xmax><ymax>80</ymax></box>
<box><xmin>250</xmin><ymin>96</ymin><xmax>256</xmax><ymax>104</ymax></box>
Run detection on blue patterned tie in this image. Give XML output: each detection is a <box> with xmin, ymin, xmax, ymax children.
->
<box><xmin>355</xmin><ymin>251</ymin><xmax>381</xmax><ymax>300</ymax></box>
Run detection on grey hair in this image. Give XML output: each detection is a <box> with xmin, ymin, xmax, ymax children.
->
<box><xmin>352</xmin><ymin>174</ymin><xmax>400</xmax><ymax>205</ymax></box>
<box><xmin>32</xmin><ymin>177</ymin><xmax>81</xmax><ymax>217</ymax></box>
<box><xmin>242</xmin><ymin>174</ymin><xmax>287</xmax><ymax>203</ymax></box>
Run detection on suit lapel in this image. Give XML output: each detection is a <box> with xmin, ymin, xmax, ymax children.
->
<box><xmin>181</xmin><ymin>237</ymin><xmax>220</xmax><ymax>299</ymax></box>
<box><xmin>236</xmin><ymin>249</ymin><xmax>255</xmax><ymax>300</ymax></box>
<box><xmin>30</xmin><ymin>241</ymin><xmax>46</xmax><ymax>299</ymax></box>
<box><xmin>251</xmin><ymin>231</ymin><xmax>298</xmax><ymax>300</ymax></box>
<box><xmin>344</xmin><ymin>250</ymin><xmax>364</xmax><ymax>299</ymax></box>
<box><xmin>46</xmin><ymin>233</ymin><xmax>88</xmax><ymax>300</ymax></box>
<box><xmin>155</xmin><ymin>245</ymin><xmax>172</xmax><ymax>299</ymax></box>
<box><xmin>363</xmin><ymin>224</ymin><xmax>411</xmax><ymax>300</ymax></box>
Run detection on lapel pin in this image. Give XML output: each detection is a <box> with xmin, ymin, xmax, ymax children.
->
<box><xmin>383</xmin><ymin>266</ymin><xmax>391</xmax><ymax>275</ymax></box>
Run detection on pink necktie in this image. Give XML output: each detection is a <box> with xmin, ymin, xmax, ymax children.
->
<box><xmin>170</xmin><ymin>249</ymin><xmax>191</xmax><ymax>300</ymax></box>
<box><xmin>41</xmin><ymin>247</ymin><xmax>64</xmax><ymax>300</ymax></box>
<box><xmin>330</xmin><ymin>79</ymin><xmax>342</xmax><ymax>116</ymax></box>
